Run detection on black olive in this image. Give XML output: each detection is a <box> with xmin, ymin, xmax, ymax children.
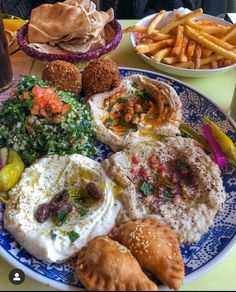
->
<box><xmin>50</xmin><ymin>190</ymin><xmax>66</xmax><ymax>204</ymax></box>
<box><xmin>50</xmin><ymin>195</ymin><xmax>73</xmax><ymax>215</ymax></box>
<box><xmin>34</xmin><ymin>203</ymin><xmax>51</xmax><ymax>223</ymax></box>
<box><xmin>85</xmin><ymin>182</ymin><xmax>103</xmax><ymax>200</ymax></box>
<box><xmin>56</xmin><ymin>200</ymin><xmax>73</xmax><ymax>214</ymax></box>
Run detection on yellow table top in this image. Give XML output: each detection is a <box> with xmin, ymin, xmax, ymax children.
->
<box><xmin>0</xmin><ymin>19</ymin><xmax>236</xmax><ymax>291</ymax></box>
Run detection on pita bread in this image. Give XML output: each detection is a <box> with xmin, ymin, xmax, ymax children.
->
<box><xmin>28</xmin><ymin>0</ymin><xmax>114</xmax><ymax>53</ymax></box>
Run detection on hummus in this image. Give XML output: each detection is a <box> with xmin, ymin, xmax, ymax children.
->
<box><xmin>88</xmin><ymin>74</ymin><xmax>182</xmax><ymax>151</ymax></box>
<box><xmin>102</xmin><ymin>137</ymin><xmax>226</xmax><ymax>243</ymax></box>
<box><xmin>4</xmin><ymin>154</ymin><xmax>120</xmax><ymax>263</ymax></box>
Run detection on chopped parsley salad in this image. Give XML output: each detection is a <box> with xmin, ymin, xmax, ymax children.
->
<box><xmin>0</xmin><ymin>76</ymin><xmax>96</xmax><ymax>165</ymax></box>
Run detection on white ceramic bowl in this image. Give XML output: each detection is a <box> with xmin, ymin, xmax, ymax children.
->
<box><xmin>130</xmin><ymin>10</ymin><xmax>236</xmax><ymax>77</ymax></box>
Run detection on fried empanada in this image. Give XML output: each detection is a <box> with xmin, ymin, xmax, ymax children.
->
<box><xmin>76</xmin><ymin>236</ymin><xmax>158</xmax><ymax>291</ymax></box>
<box><xmin>109</xmin><ymin>219</ymin><xmax>184</xmax><ymax>290</ymax></box>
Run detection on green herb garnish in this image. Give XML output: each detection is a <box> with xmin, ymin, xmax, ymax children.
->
<box><xmin>120</xmin><ymin>119</ymin><xmax>129</xmax><ymax>127</ymax></box>
<box><xmin>149</xmin><ymin>113</ymin><xmax>159</xmax><ymax>120</ymax></box>
<box><xmin>68</xmin><ymin>189</ymin><xmax>80</xmax><ymax>203</ymax></box>
<box><xmin>107</xmin><ymin>102</ymin><xmax>116</xmax><ymax>112</ymax></box>
<box><xmin>163</xmin><ymin>190</ymin><xmax>173</xmax><ymax>201</ymax></box>
<box><xmin>176</xmin><ymin>160</ymin><xmax>188</xmax><ymax>170</ymax></box>
<box><xmin>122</xmin><ymin>127</ymin><xmax>137</xmax><ymax>138</ymax></box>
<box><xmin>140</xmin><ymin>181</ymin><xmax>154</xmax><ymax>196</ymax></box>
<box><xmin>50</xmin><ymin>230</ymin><xmax>57</xmax><ymax>240</ymax></box>
<box><xmin>166</xmin><ymin>184</ymin><xmax>176</xmax><ymax>190</ymax></box>
<box><xmin>79</xmin><ymin>207</ymin><xmax>89</xmax><ymax>217</ymax></box>
<box><xmin>132</xmin><ymin>82</ymin><xmax>138</xmax><ymax>89</ymax></box>
<box><xmin>56</xmin><ymin>210</ymin><xmax>68</xmax><ymax>226</ymax></box>
<box><xmin>0</xmin><ymin>76</ymin><xmax>96</xmax><ymax>165</ymax></box>
<box><xmin>68</xmin><ymin>230</ymin><xmax>80</xmax><ymax>243</ymax></box>
<box><xmin>105</xmin><ymin>117</ymin><xmax>114</xmax><ymax>128</ymax></box>
<box><xmin>117</xmin><ymin>98</ymin><xmax>126</xmax><ymax>103</ymax></box>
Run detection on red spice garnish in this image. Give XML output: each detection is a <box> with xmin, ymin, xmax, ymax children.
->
<box><xmin>132</xmin><ymin>156</ymin><xmax>140</xmax><ymax>164</ymax></box>
<box><xmin>139</xmin><ymin>167</ymin><xmax>149</xmax><ymax>177</ymax></box>
<box><xmin>158</xmin><ymin>163</ymin><xmax>167</xmax><ymax>171</ymax></box>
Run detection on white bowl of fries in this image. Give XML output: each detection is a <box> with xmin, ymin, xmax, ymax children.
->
<box><xmin>128</xmin><ymin>8</ymin><xmax>236</xmax><ymax>77</ymax></box>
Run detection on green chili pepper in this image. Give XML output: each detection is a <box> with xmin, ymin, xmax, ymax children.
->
<box><xmin>179</xmin><ymin>123</ymin><xmax>209</xmax><ymax>150</ymax></box>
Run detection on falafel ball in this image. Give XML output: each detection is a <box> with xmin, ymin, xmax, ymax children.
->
<box><xmin>42</xmin><ymin>60</ymin><xmax>82</xmax><ymax>95</ymax></box>
<box><xmin>82</xmin><ymin>58</ymin><xmax>121</xmax><ymax>97</ymax></box>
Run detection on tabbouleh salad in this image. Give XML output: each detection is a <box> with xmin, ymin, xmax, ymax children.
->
<box><xmin>0</xmin><ymin>76</ymin><xmax>96</xmax><ymax>165</ymax></box>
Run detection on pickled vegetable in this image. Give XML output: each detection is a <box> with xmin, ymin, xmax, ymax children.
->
<box><xmin>0</xmin><ymin>149</ymin><xmax>25</xmax><ymax>192</ymax></box>
<box><xmin>204</xmin><ymin>116</ymin><xmax>236</xmax><ymax>164</ymax></box>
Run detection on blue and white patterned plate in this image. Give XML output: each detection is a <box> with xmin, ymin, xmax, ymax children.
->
<box><xmin>0</xmin><ymin>68</ymin><xmax>236</xmax><ymax>290</ymax></box>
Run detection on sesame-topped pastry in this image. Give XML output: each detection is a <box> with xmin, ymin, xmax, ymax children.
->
<box><xmin>109</xmin><ymin>219</ymin><xmax>184</xmax><ymax>291</ymax></box>
<box><xmin>76</xmin><ymin>236</ymin><xmax>158</xmax><ymax>291</ymax></box>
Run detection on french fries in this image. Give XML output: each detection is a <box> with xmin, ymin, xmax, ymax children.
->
<box><xmin>185</xmin><ymin>18</ymin><xmax>230</xmax><ymax>35</ymax></box>
<box><xmin>125</xmin><ymin>8</ymin><xmax>236</xmax><ymax>70</ymax></box>
<box><xmin>194</xmin><ymin>44</ymin><xmax>202</xmax><ymax>69</ymax></box>
<box><xmin>221</xmin><ymin>23</ymin><xmax>236</xmax><ymax>41</ymax></box>
<box><xmin>159</xmin><ymin>8</ymin><xmax>203</xmax><ymax>33</ymax></box>
<box><xmin>123</xmin><ymin>26</ymin><xmax>147</xmax><ymax>33</ymax></box>
<box><xmin>151</xmin><ymin>47</ymin><xmax>172</xmax><ymax>62</ymax></box>
<box><xmin>186</xmin><ymin>40</ymin><xmax>196</xmax><ymax>58</ymax></box>
<box><xmin>185</xmin><ymin>26</ymin><xmax>236</xmax><ymax>61</ymax></box>
<box><xmin>135</xmin><ymin>39</ymin><xmax>174</xmax><ymax>54</ymax></box>
<box><xmin>147</xmin><ymin>10</ymin><xmax>165</xmax><ymax>34</ymax></box>
<box><xmin>179</xmin><ymin>36</ymin><xmax>189</xmax><ymax>62</ymax></box>
<box><xmin>172</xmin><ymin>25</ymin><xmax>184</xmax><ymax>56</ymax></box>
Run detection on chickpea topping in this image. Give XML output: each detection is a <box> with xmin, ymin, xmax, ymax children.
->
<box><xmin>173</xmin><ymin>195</ymin><xmax>182</xmax><ymax>206</ymax></box>
<box><xmin>124</xmin><ymin>113</ymin><xmax>133</xmax><ymax>123</ymax></box>
<box><xmin>134</xmin><ymin>104</ymin><xmax>143</xmax><ymax>113</ymax></box>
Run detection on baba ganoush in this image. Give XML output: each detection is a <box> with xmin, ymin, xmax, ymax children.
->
<box><xmin>4</xmin><ymin>154</ymin><xmax>120</xmax><ymax>263</ymax></box>
<box><xmin>88</xmin><ymin>74</ymin><xmax>182</xmax><ymax>151</ymax></box>
<box><xmin>102</xmin><ymin>137</ymin><xmax>226</xmax><ymax>243</ymax></box>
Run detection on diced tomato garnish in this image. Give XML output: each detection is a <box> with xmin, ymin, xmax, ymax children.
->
<box><xmin>31</xmin><ymin>85</ymin><xmax>70</xmax><ymax>117</ymax></box>
<box><xmin>172</xmin><ymin>173</ymin><xmax>178</xmax><ymax>183</ymax></box>
<box><xmin>22</xmin><ymin>91</ymin><xmax>30</xmax><ymax>99</ymax></box>
<box><xmin>39</xmin><ymin>108</ymin><xmax>48</xmax><ymax>117</ymax></box>
<box><xmin>61</xmin><ymin>104</ymin><xmax>72</xmax><ymax>115</ymax></box>
<box><xmin>139</xmin><ymin>167</ymin><xmax>149</xmax><ymax>177</ymax></box>
<box><xmin>132</xmin><ymin>156</ymin><xmax>140</xmax><ymax>164</ymax></box>
<box><xmin>31</xmin><ymin>104</ymin><xmax>40</xmax><ymax>115</ymax></box>
<box><xmin>158</xmin><ymin>163</ymin><xmax>167</xmax><ymax>171</ymax></box>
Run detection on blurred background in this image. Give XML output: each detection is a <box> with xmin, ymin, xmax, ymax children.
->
<box><xmin>0</xmin><ymin>0</ymin><xmax>236</xmax><ymax>20</ymax></box>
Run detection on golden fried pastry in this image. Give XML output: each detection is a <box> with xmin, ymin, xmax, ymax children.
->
<box><xmin>76</xmin><ymin>236</ymin><xmax>158</xmax><ymax>291</ymax></box>
<box><xmin>109</xmin><ymin>219</ymin><xmax>184</xmax><ymax>290</ymax></box>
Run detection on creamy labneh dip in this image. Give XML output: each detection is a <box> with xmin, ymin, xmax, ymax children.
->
<box><xmin>102</xmin><ymin>137</ymin><xmax>226</xmax><ymax>243</ymax></box>
<box><xmin>4</xmin><ymin>154</ymin><xmax>120</xmax><ymax>263</ymax></box>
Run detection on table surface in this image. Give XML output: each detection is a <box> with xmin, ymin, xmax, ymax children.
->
<box><xmin>0</xmin><ymin>19</ymin><xmax>236</xmax><ymax>291</ymax></box>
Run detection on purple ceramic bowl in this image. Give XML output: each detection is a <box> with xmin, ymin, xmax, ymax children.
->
<box><xmin>17</xmin><ymin>19</ymin><xmax>122</xmax><ymax>63</ymax></box>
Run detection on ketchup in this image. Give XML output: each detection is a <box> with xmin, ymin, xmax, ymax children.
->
<box><xmin>0</xmin><ymin>12</ymin><xmax>13</xmax><ymax>93</ymax></box>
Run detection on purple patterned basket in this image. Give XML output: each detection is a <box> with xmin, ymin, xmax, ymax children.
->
<box><xmin>17</xmin><ymin>19</ymin><xmax>122</xmax><ymax>63</ymax></box>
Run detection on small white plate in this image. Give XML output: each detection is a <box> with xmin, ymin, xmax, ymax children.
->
<box><xmin>130</xmin><ymin>10</ymin><xmax>236</xmax><ymax>77</ymax></box>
